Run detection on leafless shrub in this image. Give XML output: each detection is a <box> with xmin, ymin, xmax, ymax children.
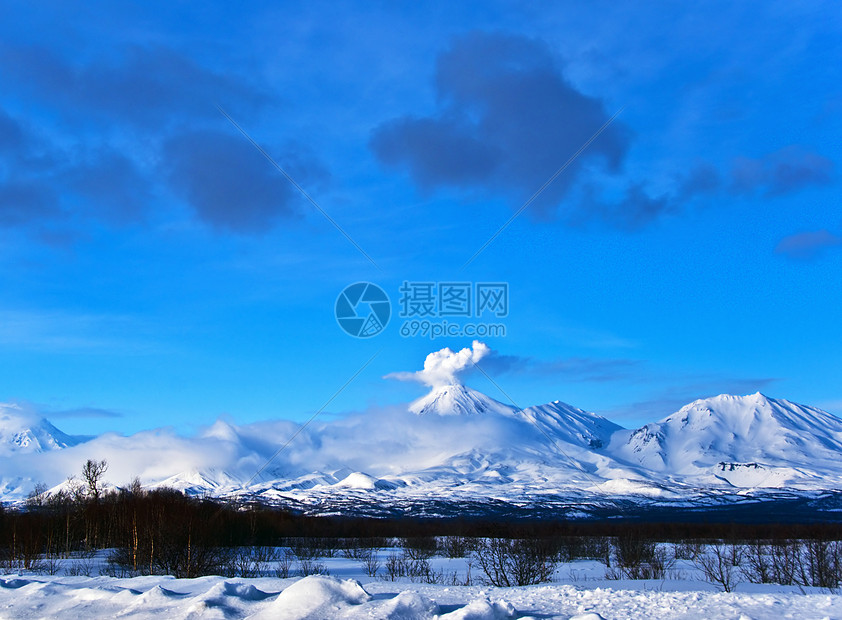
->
<box><xmin>385</xmin><ymin>551</ymin><xmax>404</xmax><ymax>581</ymax></box>
<box><xmin>441</xmin><ymin>536</ymin><xmax>473</xmax><ymax>558</ymax></box>
<box><xmin>558</xmin><ymin>536</ymin><xmax>611</xmax><ymax>564</ymax></box>
<box><xmin>359</xmin><ymin>548</ymin><xmax>380</xmax><ymax>578</ymax></box>
<box><xmin>65</xmin><ymin>557</ymin><xmax>95</xmax><ymax>577</ymax></box>
<box><xmin>297</xmin><ymin>559</ymin><xmax>329</xmax><ymax>576</ymax></box>
<box><xmin>274</xmin><ymin>550</ymin><xmax>294</xmax><ymax>578</ymax></box>
<box><xmin>225</xmin><ymin>546</ymin><xmax>279</xmax><ymax>578</ymax></box>
<box><xmin>341</xmin><ymin>537</ymin><xmax>386</xmax><ymax>560</ymax></box>
<box><xmin>381</xmin><ymin>549</ymin><xmax>435</xmax><ymax>582</ymax></box>
<box><xmin>401</xmin><ymin>536</ymin><xmax>438</xmax><ymax>560</ymax></box>
<box><xmin>100</xmin><ymin>562</ymin><xmax>135</xmax><ymax>578</ymax></box>
<box><xmin>289</xmin><ymin>537</ymin><xmax>321</xmax><ymax>561</ymax></box>
<box><xmin>473</xmin><ymin>537</ymin><xmax>556</xmax><ymax>587</ymax></box>
<box><xmin>801</xmin><ymin>539</ymin><xmax>842</xmax><ymax>591</ymax></box>
<box><xmin>694</xmin><ymin>543</ymin><xmax>743</xmax><ymax>592</ymax></box>
<box><xmin>741</xmin><ymin>540</ymin><xmax>774</xmax><ymax>584</ymax></box>
<box><xmin>40</xmin><ymin>553</ymin><xmax>63</xmax><ymax>575</ymax></box>
<box><xmin>673</xmin><ymin>540</ymin><xmax>704</xmax><ymax>561</ymax></box>
<box><xmin>769</xmin><ymin>540</ymin><xmax>800</xmax><ymax>586</ymax></box>
<box><xmin>612</xmin><ymin>535</ymin><xmax>673</xmax><ymax>580</ymax></box>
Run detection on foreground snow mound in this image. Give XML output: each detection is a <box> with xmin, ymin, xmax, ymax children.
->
<box><xmin>438</xmin><ymin>597</ymin><xmax>517</xmax><ymax>619</ymax></box>
<box><xmin>379</xmin><ymin>590</ymin><xmax>439</xmax><ymax>618</ymax></box>
<box><xmin>1</xmin><ymin>574</ymin><xmax>842</xmax><ymax>619</ymax></box>
<box><xmin>249</xmin><ymin>575</ymin><xmax>370</xmax><ymax>619</ymax></box>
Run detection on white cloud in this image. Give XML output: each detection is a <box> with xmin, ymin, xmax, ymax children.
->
<box><xmin>385</xmin><ymin>340</ymin><xmax>491</xmax><ymax>387</ymax></box>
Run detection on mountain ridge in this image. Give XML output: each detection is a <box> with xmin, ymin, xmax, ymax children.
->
<box><xmin>2</xmin><ymin>387</ymin><xmax>842</xmax><ymax>506</ymax></box>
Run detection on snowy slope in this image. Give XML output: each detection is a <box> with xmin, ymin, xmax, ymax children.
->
<box><xmin>608</xmin><ymin>392</ymin><xmax>842</xmax><ymax>487</ymax></box>
<box><xmin>519</xmin><ymin>400</ymin><xmax>622</xmax><ymax>449</ymax></box>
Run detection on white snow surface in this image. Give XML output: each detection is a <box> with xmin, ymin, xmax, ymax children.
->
<box><xmin>2</xmin><ymin>387</ymin><xmax>842</xmax><ymax>504</ymax></box>
<box><xmin>1</xmin><ymin>571</ymin><xmax>840</xmax><ymax>620</ymax></box>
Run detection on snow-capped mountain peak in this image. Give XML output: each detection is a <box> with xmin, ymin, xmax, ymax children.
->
<box><xmin>408</xmin><ymin>383</ymin><xmax>514</xmax><ymax>416</ymax></box>
<box><xmin>0</xmin><ymin>403</ymin><xmax>83</xmax><ymax>456</ymax></box>
<box><xmin>609</xmin><ymin>392</ymin><xmax>842</xmax><ymax>484</ymax></box>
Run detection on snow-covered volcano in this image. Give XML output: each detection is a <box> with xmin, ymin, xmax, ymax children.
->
<box><xmin>410</xmin><ymin>383</ymin><xmax>621</xmax><ymax>447</ymax></box>
<box><xmin>409</xmin><ymin>383</ymin><xmax>512</xmax><ymax>416</ymax></box>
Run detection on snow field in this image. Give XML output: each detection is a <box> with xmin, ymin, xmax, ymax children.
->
<box><xmin>2</xmin><ymin>572</ymin><xmax>841</xmax><ymax>619</ymax></box>
<box><xmin>2</xmin><ymin>548</ymin><xmax>842</xmax><ymax>619</ymax></box>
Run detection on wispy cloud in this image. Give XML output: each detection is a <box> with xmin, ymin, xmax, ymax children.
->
<box><xmin>602</xmin><ymin>376</ymin><xmax>780</xmax><ymax>424</ymax></box>
<box><xmin>45</xmin><ymin>406</ymin><xmax>124</xmax><ymax>419</ymax></box>
<box><xmin>481</xmin><ymin>353</ymin><xmax>643</xmax><ymax>383</ymax></box>
<box><xmin>775</xmin><ymin>229</ymin><xmax>842</xmax><ymax>260</ymax></box>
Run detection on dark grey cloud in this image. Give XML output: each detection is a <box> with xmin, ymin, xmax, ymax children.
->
<box><xmin>0</xmin><ymin>108</ymin><xmax>25</xmax><ymax>154</ymax></box>
<box><xmin>0</xmin><ymin>182</ymin><xmax>60</xmax><ymax>225</ymax></box>
<box><xmin>576</xmin><ymin>182</ymin><xmax>675</xmax><ymax>230</ymax></box>
<box><xmin>774</xmin><ymin>229</ymin><xmax>842</xmax><ymax>260</ymax></box>
<box><xmin>676</xmin><ymin>163</ymin><xmax>721</xmax><ymax>201</ymax></box>
<box><xmin>731</xmin><ymin>145</ymin><xmax>833</xmax><ymax>196</ymax></box>
<box><xmin>163</xmin><ymin>130</ymin><xmax>328</xmax><ymax>234</ymax></box>
<box><xmin>0</xmin><ymin>41</ymin><xmax>326</xmax><ymax>237</ymax></box>
<box><xmin>574</xmin><ymin>145</ymin><xmax>834</xmax><ymax>230</ymax></box>
<box><xmin>371</xmin><ymin>31</ymin><xmax>630</xmax><ymax>213</ymax></box>
<box><xmin>0</xmin><ymin>108</ymin><xmax>62</xmax><ymax>226</ymax></box>
<box><xmin>64</xmin><ymin>149</ymin><xmax>153</xmax><ymax>224</ymax></box>
<box><xmin>0</xmin><ymin>106</ymin><xmax>151</xmax><ymax>227</ymax></box>
<box><xmin>0</xmin><ymin>43</ymin><xmax>268</xmax><ymax>128</ymax></box>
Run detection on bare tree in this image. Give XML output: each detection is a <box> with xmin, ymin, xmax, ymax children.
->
<box><xmin>359</xmin><ymin>547</ymin><xmax>380</xmax><ymax>578</ymax></box>
<box><xmin>81</xmin><ymin>459</ymin><xmax>108</xmax><ymax>503</ymax></box>
<box><xmin>127</xmin><ymin>476</ymin><xmax>144</xmax><ymax>497</ymax></box>
<box><xmin>25</xmin><ymin>482</ymin><xmax>50</xmax><ymax>509</ymax></box>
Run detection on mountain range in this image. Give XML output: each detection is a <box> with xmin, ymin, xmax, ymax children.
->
<box><xmin>2</xmin><ymin>386</ymin><xmax>842</xmax><ymax>517</ymax></box>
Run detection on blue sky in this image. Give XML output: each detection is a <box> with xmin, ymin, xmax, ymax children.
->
<box><xmin>1</xmin><ymin>1</ymin><xmax>840</xmax><ymax>435</ymax></box>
